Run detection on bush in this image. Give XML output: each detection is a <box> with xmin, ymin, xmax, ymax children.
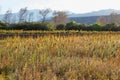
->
<box><xmin>0</xmin><ymin>21</ymin><xmax>9</xmax><ymax>30</ymax></box>
<box><xmin>88</xmin><ymin>24</ymin><xmax>103</xmax><ymax>31</ymax></box>
<box><xmin>1</xmin><ymin>20</ymin><xmax>120</xmax><ymax>31</ymax></box>
<box><xmin>65</xmin><ymin>21</ymin><xmax>79</xmax><ymax>30</ymax></box>
<box><xmin>56</xmin><ymin>24</ymin><xmax>66</xmax><ymax>30</ymax></box>
<box><xmin>78</xmin><ymin>24</ymin><xmax>88</xmax><ymax>31</ymax></box>
<box><xmin>104</xmin><ymin>23</ymin><xmax>119</xmax><ymax>31</ymax></box>
<box><xmin>0</xmin><ymin>21</ymin><xmax>7</xmax><ymax>27</ymax></box>
<box><xmin>9</xmin><ymin>22</ymin><xmax>55</xmax><ymax>30</ymax></box>
<box><xmin>42</xmin><ymin>22</ymin><xmax>55</xmax><ymax>31</ymax></box>
<box><xmin>9</xmin><ymin>23</ymin><xmax>29</xmax><ymax>30</ymax></box>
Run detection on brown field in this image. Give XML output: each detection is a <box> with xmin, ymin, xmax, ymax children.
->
<box><xmin>0</xmin><ymin>31</ymin><xmax>120</xmax><ymax>80</ymax></box>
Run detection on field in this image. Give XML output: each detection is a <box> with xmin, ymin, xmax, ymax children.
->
<box><xmin>0</xmin><ymin>31</ymin><xmax>120</xmax><ymax>80</ymax></box>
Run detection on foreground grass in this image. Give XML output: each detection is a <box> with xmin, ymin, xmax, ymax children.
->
<box><xmin>0</xmin><ymin>33</ymin><xmax>120</xmax><ymax>80</ymax></box>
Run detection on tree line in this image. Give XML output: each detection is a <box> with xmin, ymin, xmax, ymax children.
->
<box><xmin>1</xmin><ymin>7</ymin><xmax>69</xmax><ymax>25</ymax></box>
<box><xmin>0</xmin><ymin>21</ymin><xmax>120</xmax><ymax>31</ymax></box>
<box><xmin>1</xmin><ymin>7</ymin><xmax>120</xmax><ymax>31</ymax></box>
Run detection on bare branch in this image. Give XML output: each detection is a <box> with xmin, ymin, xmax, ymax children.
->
<box><xmin>18</xmin><ymin>7</ymin><xmax>28</xmax><ymax>23</ymax></box>
<box><xmin>39</xmin><ymin>8</ymin><xmax>51</xmax><ymax>23</ymax></box>
<box><xmin>3</xmin><ymin>10</ymin><xmax>12</xmax><ymax>23</ymax></box>
<box><xmin>52</xmin><ymin>11</ymin><xmax>69</xmax><ymax>25</ymax></box>
<box><xmin>28</xmin><ymin>12</ymin><xmax>34</xmax><ymax>22</ymax></box>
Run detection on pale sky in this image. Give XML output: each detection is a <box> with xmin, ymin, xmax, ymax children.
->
<box><xmin>0</xmin><ymin>0</ymin><xmax>120</xmax><ymax>14</ymax></box>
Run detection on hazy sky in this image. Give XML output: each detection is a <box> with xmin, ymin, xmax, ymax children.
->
<box><xmin>0</xmin><ymin>0</ymin><xmax>120</xmax><ymax>14</ymax></box>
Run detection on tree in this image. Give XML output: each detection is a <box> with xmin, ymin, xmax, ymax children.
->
<box><xmin>39</xmin><ymin>8</ymin><xmax>51</xmax><ymax>23</ymax></box>
<box><xmin>3</xmin><ymin>10</ymin><xmax>12</xmax><ymax>23</ymax></box>
<box><xmin>11</xmin><ymin>15</ymin><xmax>17</xmax><ymax>23</ymax></box>
<box><xmin>28</xmin><ymin>12</ymin><xmax>34</xmax><ymax>22</ymax></box>
<box><xmin>52</xmin><ymin>11</ymin><xmax>69</xmax><ymax>26</ymax></box>
<box><xmin>18</xmin><ymin>7</ymin><xmax>28</xmax><ymax>23</ymax></box>
<box><xmin>108</xmin><ymin>12</ymin><xmax>120</xmax><ymax>25</ymax></box>
<box><xmin>97</xmin><ymin>16</ymin><xmax>107</xmax><ymax>26</ymax></box>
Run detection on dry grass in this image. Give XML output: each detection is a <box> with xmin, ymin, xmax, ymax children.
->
<box><xmin>0</xmin><ymin>32</ymin><xmax>120</xmax><ymax>80</ymax></box>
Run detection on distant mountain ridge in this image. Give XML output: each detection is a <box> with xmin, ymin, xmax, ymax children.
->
<box><xmin>70</xmin><ymin>16</ymin><xmax>109</xmax><ymax>24</ymax></box>
<box><xmin>68</xmin><ymin>9</ymin><xmax>120</xmax><ymax>17</ymax></box>
<box><xmin>0</xmin><ymin>9</ymin><xmax>120</xmax><ymax>24</ymax></box>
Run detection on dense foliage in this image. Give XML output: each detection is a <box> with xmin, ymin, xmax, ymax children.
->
<box><xmin>1</xmin><ymin>21</ymin><xmax>120</xmax><ymax>31</ymax></box>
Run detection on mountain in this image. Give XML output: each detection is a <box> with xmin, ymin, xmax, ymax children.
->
<box><xmin>69</xmin><ymin>9</ymin><xmax>120</xmax><ymax>24</ymax></box>
<box><xmin>68</xmin><ymin>9</ymin><xmax>120</xmax><ymax>17</ymax></box>
<box><xmin>70</xmin><ymin>16</ymin><xmax>109</xmax><ymax>24</ymax></box>
<box><xmin>0</xmin><ymin>9</ymin><xmax>120</xmax><ymax>24</ymax></box>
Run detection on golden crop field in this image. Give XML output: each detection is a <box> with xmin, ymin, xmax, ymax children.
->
<box><xmin>0</xmin><ymin>31</ymin><xmax>120</xmax><ymax>80</ymax></box>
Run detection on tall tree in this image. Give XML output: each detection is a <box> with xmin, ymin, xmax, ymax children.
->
<box><xmin>39</xmin><ymin>8</ymin><xmax>51</xmax><ymax>23</ymax></box>
<box><xmin>18</xmin><ymin>7</ymin><xmax>28</xmax><ymax>23</ymax></box>
<box><xmin>52</xmin><ymin>11</ymin><xmax>69</xmax><ymax>26</ymax></box>
<box><xmin>3</xmin><ymin>10</ymin><xmax>12</xmax><ymax>23</ymax></box>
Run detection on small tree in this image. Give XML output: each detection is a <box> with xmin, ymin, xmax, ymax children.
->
<box><xmin>18</xmin><ymin>7</ymin><xmax>28</xmax><ymax>23</ymax></box>
<box><xmin>52</xmin><ymin>11</ymin><xmax>69</xmax><ymax>26</ymax></box>
<box><xmin>39</xmin><ymin>8</ymin><xmax>51</xmax><ymax>23</ymax></box>
<box><xmin>3</xmin><ymin>10</ymin><xmax>12</xmax><ymax>23</ymax></box>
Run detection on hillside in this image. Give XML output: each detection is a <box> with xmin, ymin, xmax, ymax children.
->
<box><xmin>69</xmin><ymin>16</ymin><xmax>108</xmax><ymax>24</ymax></box>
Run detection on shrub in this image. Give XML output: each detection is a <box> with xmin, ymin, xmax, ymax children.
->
<box><xmin>78</xmin><ymin>24</ymin><xmax>88</xmax><ymax>31</ymax></box>
<box><xmin>56</xmin><ymin>24</ymin><xmax>66</xmax><ymax>30</ymax></box>
<box><xmin>88</xmin><ymin>24</ymin><xmax>103</xmax><ymax>31</ymax></box>
<box><xmin>9</xmin><ymin>22</ymin><xmax>55</xmax><ymax>30</ymax></box>
<box><xmin>0</xmin><ymin>21</ymin><xmax>7</xmax><ymax>27</ymax></box>
<box><xmin>104</xmin><ymin>23</ymin><xmax>119</xmax><ymax>31</ymax></box>
<box><xmin>65</xmin><ymin>21</ymin><xmax>79</xmax><ymax>30</ymax></box>
<box><xmin>0</xmin><ymin>21</ymin><xmax>9</xmax><ymax>29</ymax></box>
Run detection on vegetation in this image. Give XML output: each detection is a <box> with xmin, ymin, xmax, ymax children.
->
<box><xmin>1</xmin><ymin>7</ymin><xmax>120</xmax><ymax>31</ymax></box>
<box><xmin>0</xmin><ymin>31</ymin><xmax>120</xmax><ymax>80</ymax></box>
<box><xmin>1</xmin><ymin>7</ymin><xmax>120</xmax><ymax>80</ymax></box>
<box><xmin>0</xmin><ymin>21</ymin><xmax>120</xmax><ymax>31</ymax></box>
